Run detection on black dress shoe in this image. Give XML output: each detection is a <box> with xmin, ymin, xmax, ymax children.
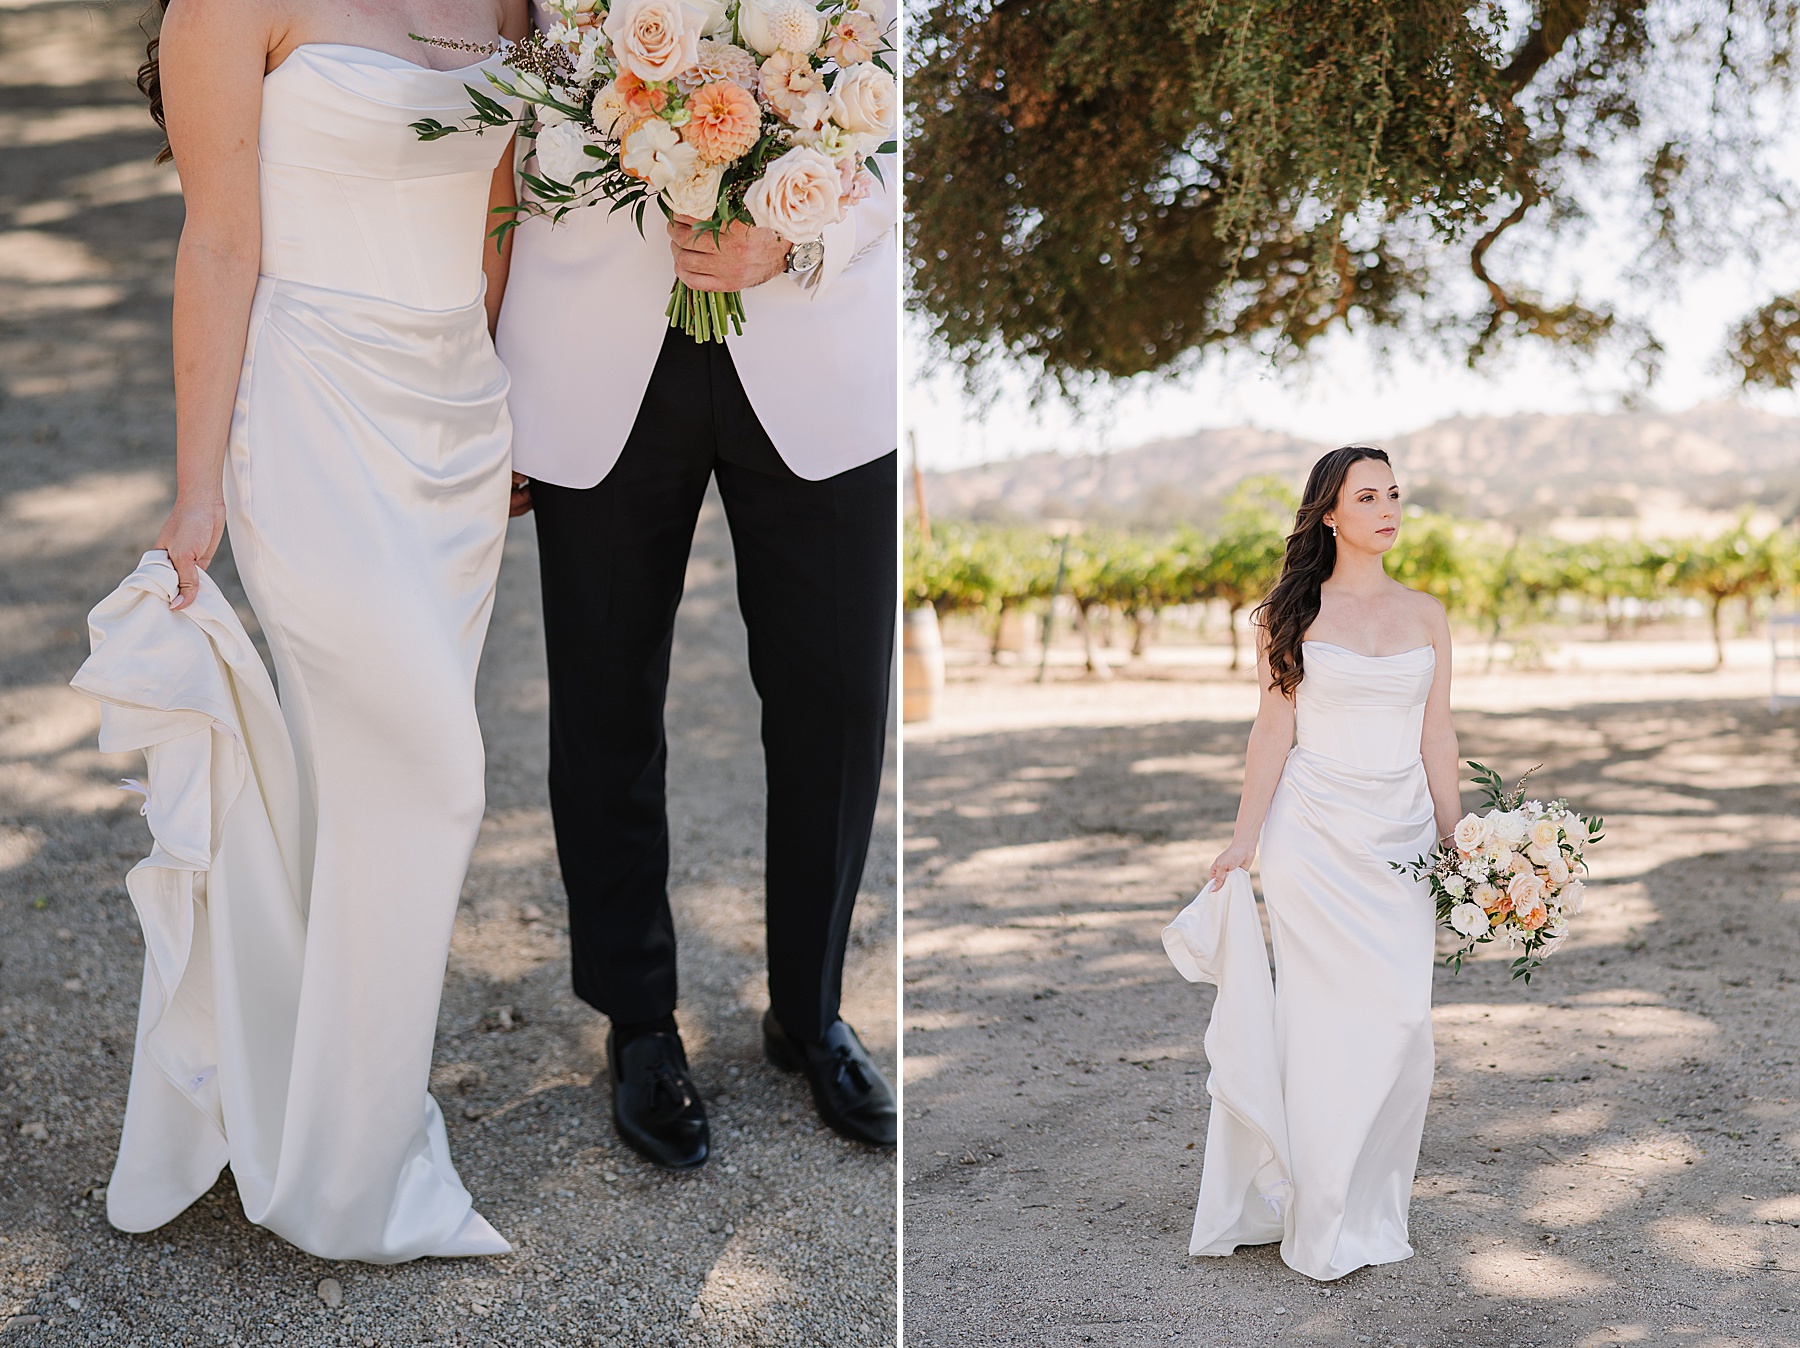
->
<box><xmin>606</xmin><ymin>1028</ymin><xmax>709</xmax><ymax>1171</ymax></box>
<box><xmin>763</xmin><ymin>1010</ymin><xmax>896</xmax><ymax>1148</ymax></box>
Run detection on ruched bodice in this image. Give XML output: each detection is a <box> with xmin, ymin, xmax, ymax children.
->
<box><xmin>1293</xmin><ymin>641</ymin><xmax>1434</xmax><ymax>773</ymax></box>
<box><xmin>259</xmin><ymin>46</ymin><xmax>515</xmax><ymax>310</ymax></box>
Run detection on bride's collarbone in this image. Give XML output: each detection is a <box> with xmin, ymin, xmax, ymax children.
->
<box><xmin>271</xmin><ymin>2</ymin><xmax>507</xmax><ymax>73</ymax></box>
<box><xmin>1301</xmin><ymin>625</ymin><xmax>1436</xmax><ymax>659</ymax></box>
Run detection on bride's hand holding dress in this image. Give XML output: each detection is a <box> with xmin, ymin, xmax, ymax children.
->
<box><xmin>92</xmin><ymin>0</ymin><xmax>532</xmax><ymax>1263</ymax></box>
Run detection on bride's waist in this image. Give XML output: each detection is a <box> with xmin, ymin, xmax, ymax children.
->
<box><xmin>1285</xmin><ymin>742</ymin><xmax>1425</xmax><ymax>781</ymax></box>
<box><xmin>258</xmin><ymin>163</ymin><xmax>492</xmax><ymax>311</ymax></box>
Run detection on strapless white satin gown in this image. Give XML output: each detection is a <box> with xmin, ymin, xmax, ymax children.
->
<box><xmin>1164</xmin><ymin>641</ymin><xmax>1437</xmax><ymax>1281</ymax></box>
<box><xmin>104</xmin><ymin>45</ymin><xmax>518</xmax><ymax>1262</ymax></box>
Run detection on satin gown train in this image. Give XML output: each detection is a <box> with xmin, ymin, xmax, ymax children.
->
<box><xmin>1165</xmin><ymin>641</ymin><xmax>1438</xmax><ymax>1281</ymax></box>
<box><xmin>96</xmin><ymin>45</ymin><xmax>520</xmax><ymax>1263</ymax></box>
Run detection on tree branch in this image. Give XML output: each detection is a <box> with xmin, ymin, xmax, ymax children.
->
<box><xmin>1498</xmin><ymin>0</ymin><xmax>1598</xmax><ymax>93</ymax></box>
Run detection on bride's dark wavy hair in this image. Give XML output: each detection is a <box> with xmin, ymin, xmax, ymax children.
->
<box><xmin>138</xmin><ymin>1</ymin><xmax>174</xmax><ymax>165</ymax></box>
<box><xmin>1252</xmin><ymin>445</ymin><xmax>1392</xmax><ymax>698</ymax></box>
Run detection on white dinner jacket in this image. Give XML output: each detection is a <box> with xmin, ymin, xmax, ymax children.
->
<box><xmin>496</xmin><ymin>112</ymin><xmax>898</xmax><ymax>486</ymax></box>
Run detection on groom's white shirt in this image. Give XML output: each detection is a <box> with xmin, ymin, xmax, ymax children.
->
<box><xmin>495</xmin><ymin>72</ymin><xmax>898</xmax><ymax>486</ymax></box>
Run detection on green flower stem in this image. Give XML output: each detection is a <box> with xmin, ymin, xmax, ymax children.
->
<box><xmin>666</xmin><ymin>281</ymin><xmax>746</xmax><ymax>344</ymax></box>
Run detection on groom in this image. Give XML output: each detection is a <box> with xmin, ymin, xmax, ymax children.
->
<box><xmin>494</xmin><ymin>150</ymin><xmax>897</xmax><ymax>1169</ymax></box>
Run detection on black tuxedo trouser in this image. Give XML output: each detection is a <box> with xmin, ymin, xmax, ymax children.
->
<box><xmin>530</xmin><ymin>327</ymin><xmax>896</xmax><ymax>1045</ymax></box>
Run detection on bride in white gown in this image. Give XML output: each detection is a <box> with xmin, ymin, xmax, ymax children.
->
<box><xmin>92</xmin><ymin>0</ymin><xmax>529</xmax><ymax>1262</ymax></box>
<box><xmin>1165</xmin><ymin>446</ymin><xmax>1462</xmax><ymax>1282</ymax></box>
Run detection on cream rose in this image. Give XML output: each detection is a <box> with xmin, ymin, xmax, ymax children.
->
<box><xmin>604</xmin><ymin>0</ymin><xmax>706</xmax><ymax>83</ymax></box>
<box><xmin>827</xmin><ymin>62</ymin><xmax>895</xmax><ymax>137</ymax></box>
<box><xmin>1545</xmin><ymin>854</ymin><xmax>1570</xmax><ymax>886</ymax></box>
<box><xmin>1474</xmin><ymin>882</ymin><xmax>1500</xmax><ymax>910</ymax></box>
<box><xmin>1529</xmin><ymin>817</ymin><xmax>1560</xmax><ymax>850</ymax></box>
<box><xmin>534</xmin><ymin>120</ymin><xmax>602</xmax><ymax>187</ymax></box>
<box><xmin>1452</xmin><ymin>813</ymin><xmax>1490</xmax><ymax>854</ymax></box>
<box><xmin>1442</xmin><ymin>874</ymin><xmax>1467</xmax><ymax>898</ymax></box>
<box><xmin>1508</xmin><ymin>871</ymin><xmax>1547</xmax><ymax>910</ymax></box>
<box><xmin>1560</xmin><ymin>880</ymin><xmax>1586</xmax><ymax>915</ymax></box>
<box><xmin>621</xmin><ymin>117</ymin><xmax>700</xmax><ymax>191</ymax></box>
<box><xmin>1449</xmin><ymin>902</ymin><xmax>1489</xmax><ymax>938</ymax></box>
<box><xmin>745</xmin><ymin>144</ymin><xmax>844</xmax><ymax>241</ymax></box>
<box><xmin>662</xmin><ymin>161</ymin><xmax>726</xmax><ymax>217</ymax></box>
<box><xmin>592</xmin><ymin>80</ymin><xmax>633</xmax><ymax>139</ymax></box>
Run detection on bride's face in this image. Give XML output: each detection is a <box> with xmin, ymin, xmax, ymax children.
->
<box><xmin>1324</xmin><ymin>461</ymin><xmax>1402</xmax><ymax>555</ymax></box>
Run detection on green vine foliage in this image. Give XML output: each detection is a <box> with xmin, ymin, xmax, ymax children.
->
<box><xmin>907</xmin><ymin>0</ymin><xmax>1800</xmax><ymax>388</ymax></box>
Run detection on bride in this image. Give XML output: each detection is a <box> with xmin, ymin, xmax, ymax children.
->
<box><xmin>1186</xmin><ymin>445</ymin><xmax>1460</xmax><ymax>1281</ymax></box>
<box><xmin>104</xmin><ymin>0</ymin><xmax>528</xmax><ymax>1261</ymax></box>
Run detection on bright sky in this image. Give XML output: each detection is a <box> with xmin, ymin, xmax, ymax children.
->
<box><xmin>907</xmin><ymin>130</ymin><xmax>1800</xmax><ymax>473</ymax></box>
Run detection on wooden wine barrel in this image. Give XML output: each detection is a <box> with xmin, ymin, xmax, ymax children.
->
<box><xmin>902</xmin><ymin>606</ymin><xmax>944</xmax><ymax>723</ymax></box>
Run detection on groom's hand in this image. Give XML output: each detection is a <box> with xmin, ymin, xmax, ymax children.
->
<box><xmin>668</xmin><ymin>215</ymin><xmax>788</xmax><ymax>291</ymax></box>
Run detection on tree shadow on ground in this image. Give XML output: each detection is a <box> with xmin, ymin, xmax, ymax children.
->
<box><xmin>904</xmin><ymin>696</ymin><xmax>1800</xmax><ymax>1347</ymax></box>
<box><xmin>0</xmin><ymin>3</ymin><xmax>894</xmax><ymax>1343</ymax></box>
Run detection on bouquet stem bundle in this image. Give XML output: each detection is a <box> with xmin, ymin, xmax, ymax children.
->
<box><xmin>667</xmin><ymin>281</ymin><xmax>745</xmax><ymax>343</ymax></box>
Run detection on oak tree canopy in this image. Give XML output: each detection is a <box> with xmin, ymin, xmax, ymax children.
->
<box><xmin>906</xmin><ymin>0</ymin><xmax>1800</xmax><ymax>389</ymax></box>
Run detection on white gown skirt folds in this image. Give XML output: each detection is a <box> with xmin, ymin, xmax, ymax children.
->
<box><xmin>80</xmin><ymin>43</ymin><xmax>520</xmax><ymax>1264</ymax></box>
<box><xmin>86</xmin><ymin>275</ymin><xmax>511</xmax><ymax>1263</ymax></box>
<box><xmin>222</xmin><ymin>276</ymin><xmax>511</xmax><ymax>1261</ymax></box>
<box><xmin>1166</xmin><ymin>697</ymin><xmax>1438</xmax><ymax>1281</ymax></box>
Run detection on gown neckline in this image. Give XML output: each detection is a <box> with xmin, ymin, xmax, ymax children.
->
<box><xmin>272</xmin><ymin>41</ymin><xmax>503</xmax><ymax>79</ymax></box>
<box><xmin>1302</xmin><ymin>639</ymin><xmax>1433</xmax><ymax>661</ymax></box>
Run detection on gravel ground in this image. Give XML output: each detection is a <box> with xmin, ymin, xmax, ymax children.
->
<box><xmin>0</xmin><ymin>3</ymin><xmax>896</xmax><ymax>1344</ymax></box>
<box><xmin>904</xmin><ymin>643</ymin><xmax>1800</xmax><ymax>1348</ymax></box>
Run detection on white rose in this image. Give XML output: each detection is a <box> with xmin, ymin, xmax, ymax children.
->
<box><xmin>745</xmin><ymin>144</ymin><xmax>844</xmax><ymax>242</ymax></box>
<box><xmin>1449</xmin><ymin>902</ymin><xmax>1489</xmax><ymax>938</ymax></box>
<box><xmin>534</xmin><ymin>119</ymin><xmax>602</xmax><ymax>186</ymax></box>
<box><xmin>1442</xmin><ymin>874</ymin><xmax>1467</xmax><ymax>898</ymax></box>
<box><xmin>621</xmin><ymin>117</ymin><xmax>700</xmax><ymax>191</ymax></box>
<box><xmin>1560</xmin><ymin>880</ymin><xmax>1586</xmax><ymax>915</ymax></box>
<box><xmin>827</xmin><ymin>62</ymin><xmax>895</xmax><ymax>137</ymax></box>
<box><xmin>662</xmin><ymin>161</ymin><xmax>725</xmax><ymax>217</ymax></box>
<box><xmin>1488</xmin><ymin>810</ymin><xmax>1529</xmax><ymax>846</ymax></box>
<box><xmin>604</xmin><ymin>0</ymin><xmax>706</xmax><ymax>82</ymax></box>
<box><xmin>689</xmin><ymin>0</ymin><xmax>733</xmax><ymax>36</ymax></box>
<box><xmin>739</xmin><ymin>0</ymin><xmax>824</xmax><ymax>55</ymax></box>
<box><xmin>1452</xmin><ymin>813</ymin><xmax>1489</xmax><ymax>854</ymax></box>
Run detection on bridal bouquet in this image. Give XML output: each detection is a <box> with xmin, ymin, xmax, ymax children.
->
<box><xmin>1394</xmin><ymin>762</ymin><xmax>1605</xmax><ymax>984</ymax></box>
<box><xmin>411</xmin><ymin>0</ymin><xmax>896</xmax><ymax>342</ymax></box>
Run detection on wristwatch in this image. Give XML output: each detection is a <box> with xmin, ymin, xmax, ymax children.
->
<box><xmin>785</xmin><ymin>238</ymin><xmax>825</xmax><ymax>277</ymax></box>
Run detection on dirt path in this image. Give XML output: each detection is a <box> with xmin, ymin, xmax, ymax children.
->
<box><xmin>903</xmin><ymin>655</ymin><xmax>1800</xmax><ymax>1348</ymax></box>
<box><xmin>0</xmin><ymin>4</ymin><xmax>895</xmax><ymax>1344</ymax></box>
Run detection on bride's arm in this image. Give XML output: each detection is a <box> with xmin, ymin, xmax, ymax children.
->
<box><xmin>1419</xmin><ymin>599</ymin><xmax>1461</xmax><ymax>841</ymax></box>
<box><xmin>150</xmin><ymin>0</ymin><xmax>272</xmax><ymax>610</ymax></box>
<box><xmin>481</xmin><ymin>0</ymin><xmax>531</xmax><ymax>340</ymax></box>
<box><xmin>1207</xmin><ymin>624</ymin><xmax>1295</xmax><ymax>887</ymax></box>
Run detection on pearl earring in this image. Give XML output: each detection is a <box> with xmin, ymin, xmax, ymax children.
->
<box><xmin>1329</xmin><ymin>525</ymin><xmax>1338</xmax><ymax>538</ymax></box>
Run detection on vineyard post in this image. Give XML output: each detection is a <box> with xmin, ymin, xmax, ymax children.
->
<box><xmin>1038</xmin><ymin>531</ymin><xmax>1072</xmax><ymax>684</ymax></box>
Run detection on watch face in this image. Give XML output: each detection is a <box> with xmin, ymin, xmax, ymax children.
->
<box><xmin>791</xmin><ymin>240</ymin><xmax>825</xmax><ymax>273</ymax></box>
